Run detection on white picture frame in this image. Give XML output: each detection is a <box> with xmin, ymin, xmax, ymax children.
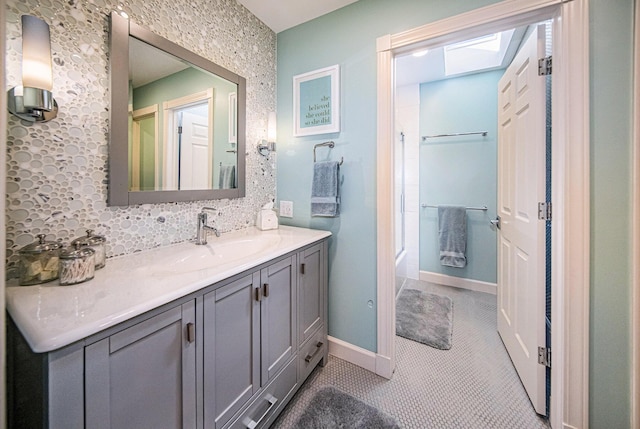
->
<box><xmin>293</xmin><ymin>64</ymin><xmax>340</xmax><ymax>136</ymax></box>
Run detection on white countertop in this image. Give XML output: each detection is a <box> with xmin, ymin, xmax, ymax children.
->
<box><xmin>6</xmin><ymin>226</ymin><xmax>331</xmax><ymax>353</ymax></box>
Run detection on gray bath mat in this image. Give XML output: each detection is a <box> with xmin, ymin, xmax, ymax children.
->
<box><xmin>396</xmin><ymin>288</ymin><xmax>453</xmax><ymax>350</ymax></box>
<box><xmin>294</xmin><ymin>386</ymin><xmax>401</xmax><ymax>429</ymax></box>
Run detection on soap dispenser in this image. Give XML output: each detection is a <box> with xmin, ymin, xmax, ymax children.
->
<box><xmin>256</xmin><ymin>202</ymin><xmax>278</xmax><ymax>231</ymax></box>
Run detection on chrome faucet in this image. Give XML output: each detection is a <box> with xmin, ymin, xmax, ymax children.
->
<box><xmin>196</xmin><ymin>207</ymin><xmax>220</xmax><ymax>245</ymax></box>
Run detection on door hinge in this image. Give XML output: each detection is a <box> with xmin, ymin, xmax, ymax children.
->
<box><xmin>538</xmin><ymin>202</ymin><xmax>552</xmax><ymax>221</ymax></box>
<box><xmin>538</xmin><ymin>56</ymin><xmax>552</xmax><ymax>76</ymax></box>
<box><xmin>177</xmin><ymin>125</ymin><xmax>183</xmax><ymax>134</ymax></box>
<box><xmin>538</xmin><ymin>346</ymin><xmax>551</xmax><ymax>368</ymax></box>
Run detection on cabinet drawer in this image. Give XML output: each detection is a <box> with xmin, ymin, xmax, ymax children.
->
<box><xmin>229</xmin><ymin>359</ymin><xmax>298</xmax><ymax>429</ymax></box>
<box><xmin>298</xmin><ymin>327</ymin><xmax>326</xmax><ymax>382</ymax></box>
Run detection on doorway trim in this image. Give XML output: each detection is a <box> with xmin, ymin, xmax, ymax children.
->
<box><xmin>632</xmin><ymin>0</ymin><xmax>640</xmax><ymax>426</ymax></box>
<box><xmin>131</xmin><ymin>104</ymin><xmax>159</xmax><ymax>191</ymax></box>
<box><xmin>376</xmin><ymin>1</ymin><xmax>590</xmax><ymax>428</ymax></box>
<box><xmin>162</xmin><ymin>89</ymin><xmax>214</xmax><ymax>189</ymax></box>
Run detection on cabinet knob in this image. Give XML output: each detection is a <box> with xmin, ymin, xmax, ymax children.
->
<box><xmin>255</xmin><ymin>287</ymin><xmax>262</xmax><ymax>302</ymax></box>
<box><xmin>300</xmin><ymin>263</ymin><xmax>306</xmax><ymax>275</ymax></box>
<box><xmin>263</xmin><ymin>283</ymin><xmax>270</xmax><ymax>298</ymax></box>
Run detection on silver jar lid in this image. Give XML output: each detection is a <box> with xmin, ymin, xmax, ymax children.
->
<box><xmin>60</xmin><ymin>242</ymin><xmax>96</xmax><ymax>260</ymax></box>
<box><xmin>18</xmin><ymin>234</ymin><xmax>63</xmax><ymax>254</ymax></box>
<box><xmin>71</xmin><ymin>229</ymin><xmax>106</xmax><ymax>247</ymax></box>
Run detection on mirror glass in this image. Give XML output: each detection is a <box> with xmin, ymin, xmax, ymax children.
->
<box><xmin>109</xmin><ymin>12</ymin><xmax>246</xmax><ymax>206</ymax></box>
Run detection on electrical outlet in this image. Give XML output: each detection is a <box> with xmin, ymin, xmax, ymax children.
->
<box><xmin>280</xmin><ymin>200</ymin><xmax>293</xmax><ymax>218</ymax></box>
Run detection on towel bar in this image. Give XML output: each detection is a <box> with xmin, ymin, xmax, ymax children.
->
<box><xmin>421</xmin><ymin>204</ymin><xmax>487</xmax><ymax>211</ymax></box>
<box><xmin>421</xmin><ymin>131</ymin><xmax>488</xmax><ymax>141</ymax></box>
<box><xmin>313</xmin><ymin>141</ymin><xmax>343</xmax><ymax>165</ymax></box>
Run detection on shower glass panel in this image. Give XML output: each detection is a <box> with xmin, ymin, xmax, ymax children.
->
<box><xmin>395</xmin><ymin>132</ymin><xmax>406</xmax><ymax>257</ymax></box>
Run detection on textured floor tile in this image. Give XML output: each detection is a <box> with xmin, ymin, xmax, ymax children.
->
<box><xmin>271</xmin><ymin>280</ymin><xmax>551</xmax><ymax>429</ymax></box>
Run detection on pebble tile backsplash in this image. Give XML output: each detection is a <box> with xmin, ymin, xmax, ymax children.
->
<box><xmin>5</xmin><ymin>0</ymin><xmax>277</xmax><ymax>278</ymax></box>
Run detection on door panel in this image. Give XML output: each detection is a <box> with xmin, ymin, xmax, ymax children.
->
<box><xmin>261</xmin><ymin>256</ymin><xmax>296</xmax><ymax>385</ymax></box>
<box><xmin>298</xmin><ymin>243</ymin><xmax>325</xmax><ymax>345</ymax></box>
<box><xmin>180</xmin><ymin>106</ymin><xmax>210</xmax><ymax>190</ymax></box>
<box><xmin>203</xmin><ymin>273</ymin><xmax>260</xmax><ymax>429</ymax></box>
<box><xmin>497</xmin><ymin>24</ymin><xmax>547</xmax><ymax>415</ymax></box>
<box><xmin>85</xmin><ymin>302</ymin><xmax>196</xmax><ymax>429</ymax></box>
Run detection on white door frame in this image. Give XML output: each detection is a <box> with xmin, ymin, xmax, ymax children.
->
<box><xmin>376</xmin><ymin>1</ymin><xmax>590</xmax><ymax>428</ymax></box>
<box><xmin>162</xmin><ymin>89</ymin><xmax>214</xmax><ymax>189</ymax></box>
<box><xmin>632</xmin><ymin>0</ymin><xmax>640</xmax><ymax>426</ymax></box>
<box><xmin>131</xmin><ymin>104</ymin><xmax>159</xmax><ymax>191</ymax></box>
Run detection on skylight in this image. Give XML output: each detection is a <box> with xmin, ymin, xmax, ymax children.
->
<box><xmin>446</xmin><ymin>33</ymin><xmax>502</xmax><ymax>52</ymax></box>
<box><xmin>443</xmin><ymin>29</ymin><xmax>515</xmax><ymax>77</ymax></box>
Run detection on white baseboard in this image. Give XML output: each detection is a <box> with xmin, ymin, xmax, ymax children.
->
<box><xmin>327</xmin><ymin>336</ymin><xmax>377</xmax><ymax>374</ymax></box>
<box><xmin>419</xmin><ymin>271</ymin><xmax>497</xmax><ymax>295</ymax></box>
<box><xmin>375</xmin><ymin>353</ymin><xmax>393</xmax><ymax>379</ymax></box>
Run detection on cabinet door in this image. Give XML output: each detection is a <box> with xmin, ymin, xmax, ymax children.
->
<box><xmin>298</xmin><ymin>242</ymin><xmax>325</xmax><ymax>345</ymax></box>
<box><xmin>203</xmin><ymin>273</ymin><xmax>260</xmax><ymax>429</ymax></box>
<box><xmin>85</xmin><ymin>301</ymin><xmax>197</xmax><ymax>429</ymax></box>
<box><xmin>260</xmin><ymin>255</ymin><xmax>297</xmax><ymax>385</ymax></box>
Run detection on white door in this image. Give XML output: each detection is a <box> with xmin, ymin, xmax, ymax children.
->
<box><xmin>180</xmin><ymin>105</ymin><xmax>211</xmax><ymax>190</ymax></box>
<box><xmin>496</xmin><ymin>25</ymin><xmax>547</xmax><ymax>415</ymax></box>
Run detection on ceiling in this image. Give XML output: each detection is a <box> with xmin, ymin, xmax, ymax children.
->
<box><xmin>129</xmin><ymin>37</ymin><xmax>189</xmax><ymax>88</ymax></box>
<box><xmin>236</xmin><ymin>0</ymin><xmax>359</xmax><ymax>33</ymax></box>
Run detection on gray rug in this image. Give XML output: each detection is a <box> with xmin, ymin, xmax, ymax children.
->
<box><xmin>396</xmin><ymin>288</ymin><xmax>453</xmax><ymax>350</ymax></box>
<box><xmin>293</xmin><ymin>386</ymin><xmax>401</xmax><ymax>429</ymax></box>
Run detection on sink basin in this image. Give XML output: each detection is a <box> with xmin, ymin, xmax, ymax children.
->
<box><xmin>150</xmin><ymin>234</ymin><xmax>282</xmax><ymax>276</ymax></box>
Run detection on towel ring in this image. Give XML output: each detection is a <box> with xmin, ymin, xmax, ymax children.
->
<box><xmin>313</xmin><ymin>141</ymin><xmax>344</xmax><ymax>165</ymax></box>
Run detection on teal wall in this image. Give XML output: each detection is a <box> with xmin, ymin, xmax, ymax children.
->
<box><xmin>589</xmin><ymin>0</ymin><xmax>633</xmax><ymax>427</ymax></box>
<box><xmin>419</xmin><ymin>71</ymin><xmax>501</xmax><ymax>283</ymax></box>
<box><xmin>276</xmin><ymin>0</ymin><xmax>634</xmax><ymax>426</ymax></box>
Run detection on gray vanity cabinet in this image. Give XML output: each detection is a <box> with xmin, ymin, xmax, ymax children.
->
<box><xmin>7</xmin><ymin>236</ymin><xmax>328</xmax><ymax>429</ymax></box>
<box><xmin>84</xmin><ymin>301</ymin><xmax>197</xmax><ymax>429</ymax></box>
<box><xmin>203</xmin><ymin>255</ymin><xmax>297</xmax><ymax>429</ymax></box>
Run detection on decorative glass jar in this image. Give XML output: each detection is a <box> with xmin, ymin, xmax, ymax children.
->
<box><xmin>18</xmin><ymin>234</ymin><xmax>62</xmax><ymax>286</ymax></box>
<box><xmin>71</xmin><ymin>229</ymin><xmax>106</xmax><ymax>269</ymax></box>
<box><xmin>59</xmin><ymin>243</ymin><xmax>96</xmax><ymax>286</ymax></box>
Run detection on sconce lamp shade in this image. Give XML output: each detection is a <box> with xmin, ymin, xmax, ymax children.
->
<box><xmin>21</xmin><ymin>15</ymin><xmax>53</xmax><ymax>91</ymax></box>
<box><xmin>258</xmin><ymin>112</ymin><xmax>277</xmax><ymax>157</ymax></box>
<box><xmin>267</xmin><ymin>112</ymin><xmax>276</xmax><ymax>142</ymax></box>
<box><xmin>7</xmin><ymin>14</ymin><xmax>58</xmax><ymax>123</ymax></box>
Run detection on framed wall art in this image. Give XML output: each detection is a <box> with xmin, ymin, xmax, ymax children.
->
<box><xmin>293</xmin><ymin>65</ymin><xmax>340</xmax><ymax>136</ymax></box>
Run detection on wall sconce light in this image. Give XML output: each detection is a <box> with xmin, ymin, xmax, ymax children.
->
<box><xmin>7</xmin><ymin>15</ymin><xmax>58</xmax><ymax>123</ymax></box>
<box><xmin>258</xmin><ymin>112</ymin><xmax>276</xmax><ymax>156</ymax></box>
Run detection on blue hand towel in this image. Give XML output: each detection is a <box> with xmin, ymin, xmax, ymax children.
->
<box><xmin>311</xmin><ymin>161</ymin><xmax>340</xmax><ymax>217</ymax></box>
<box><xmin>438</xmin><ymin>205</ymin><xmax>467</xmax><ymax>268</ymax></box>
<box><xmin>219</xmin><ymin>165</ymin><xmax>236</xmax><ymax>189</ymax></box>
